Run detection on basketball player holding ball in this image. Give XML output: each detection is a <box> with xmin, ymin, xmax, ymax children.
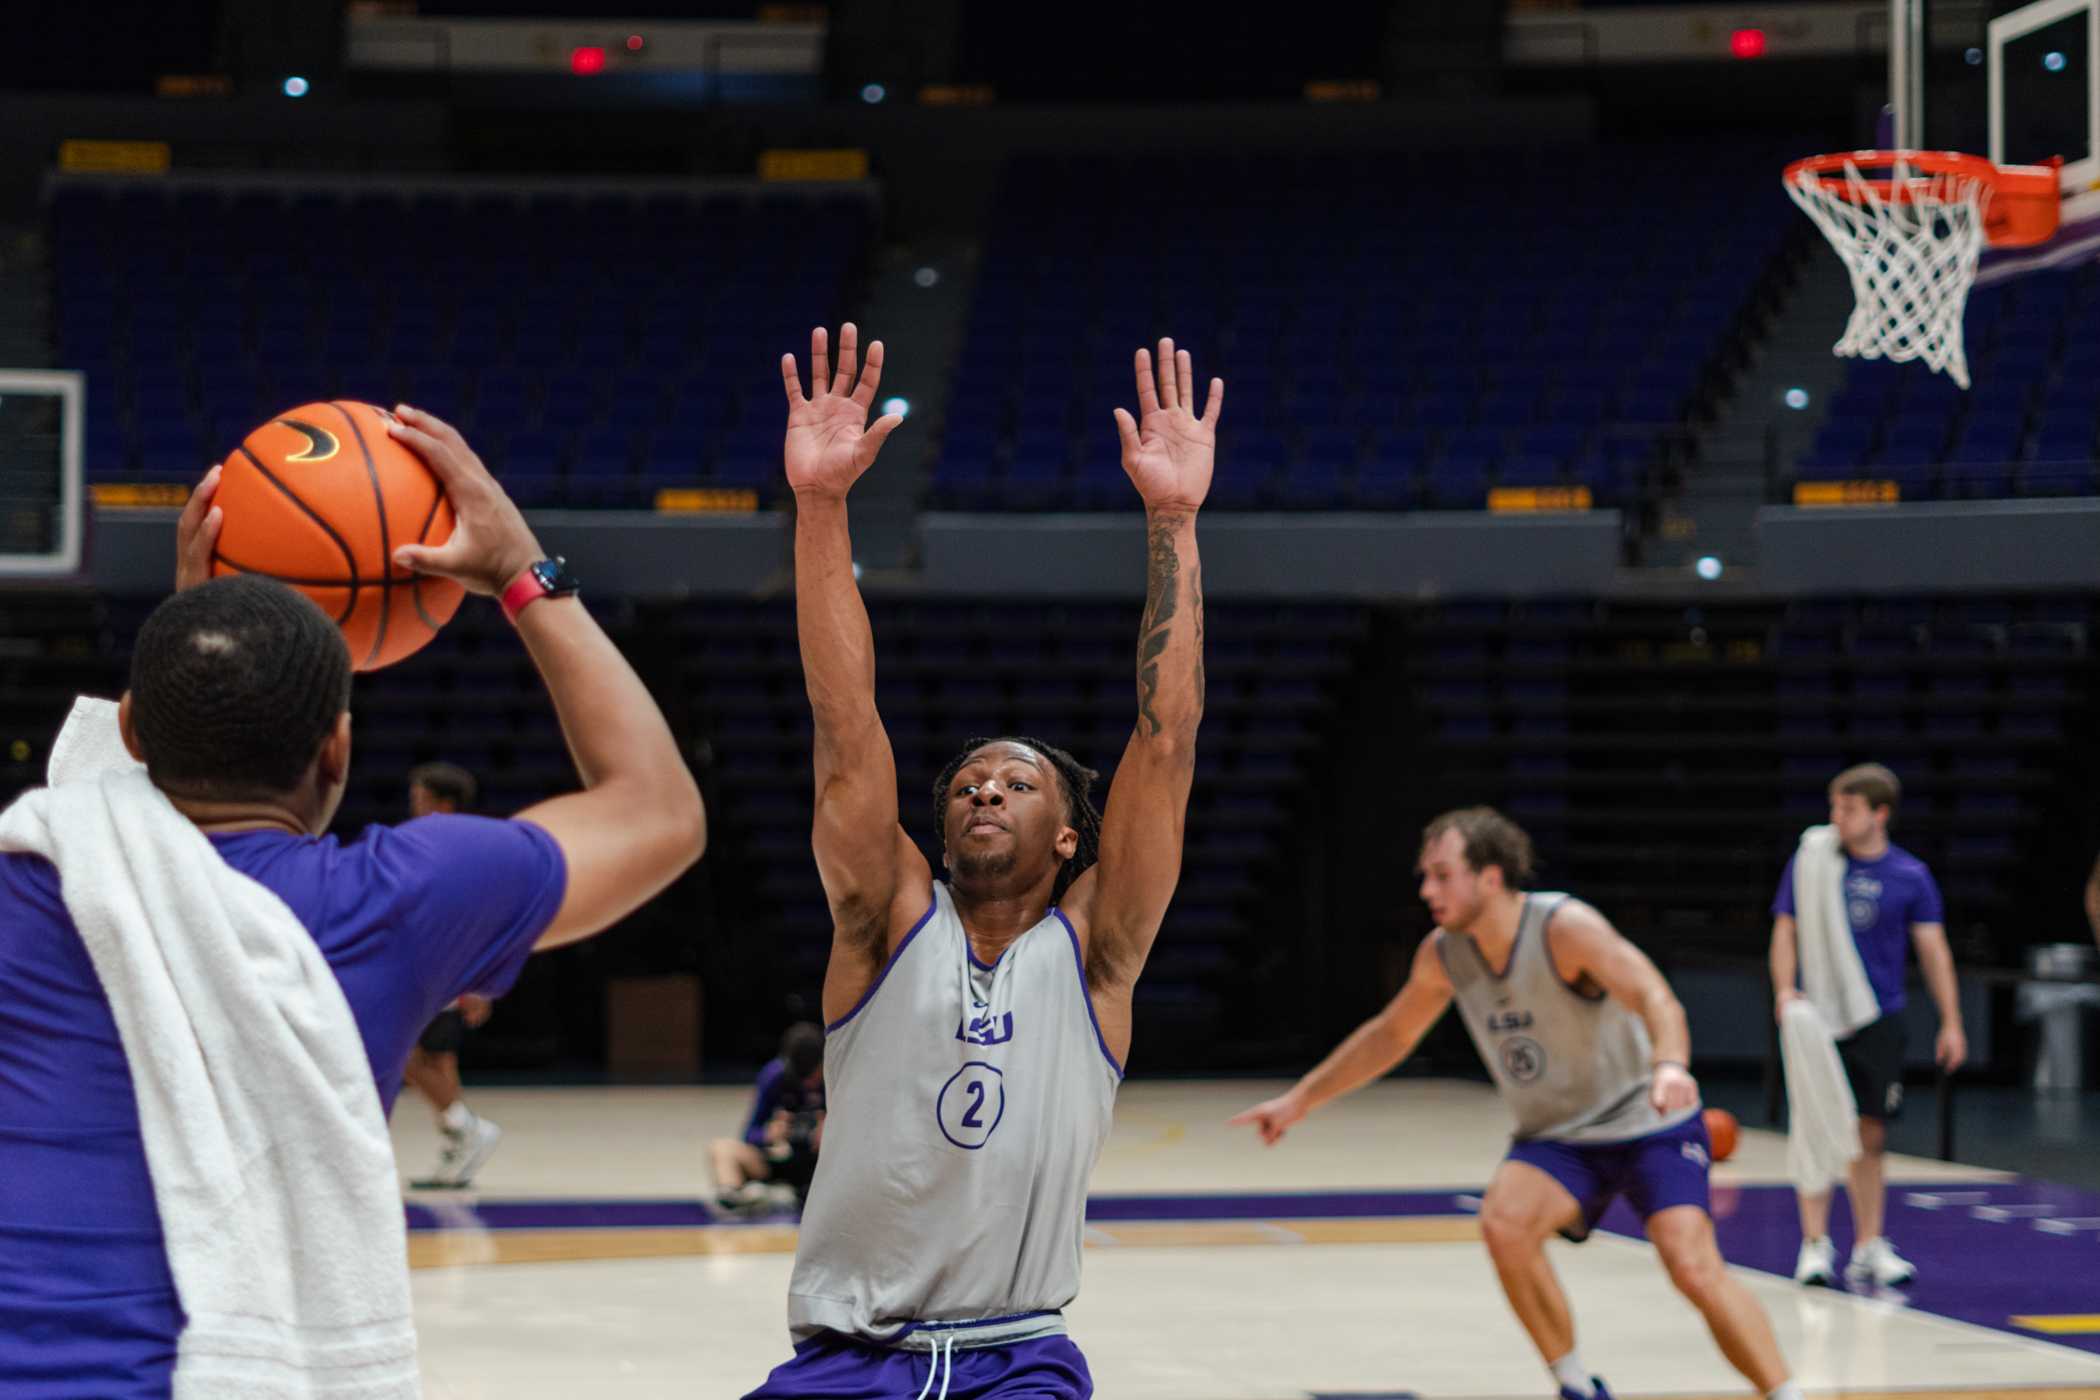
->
<box><xmin>743</xmin><ymin>327</ymin><xmax>1220</xmax><ymax>1399</ymax></box>
<box><xmin>0</xmin><ymin>408</ymin><xmax>704</xmax><ymax>1396</ymax></box>
<box><xmin>1234</xmin><ymin>808</ymin><xmax>1799</xmax><ymax>1400</ymax></box>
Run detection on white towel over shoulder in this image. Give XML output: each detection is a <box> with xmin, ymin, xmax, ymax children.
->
<box><xmin>0</xmin><ymin>698</ymin><xmax>416</xmax><ymax>1398</ymax></box>
<box><xmin>1780</xmin><ymin>998</ymin><xmax>1862</xmax><ymax>1193</ymax></box>
<box><xmin>1791</xmin><ymin>823</ymin><xmax>1881</xmax><ymax>1038</ymax></box>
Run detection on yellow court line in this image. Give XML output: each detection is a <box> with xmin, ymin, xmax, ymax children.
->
<box><xmin>410</xmin><ymin>1215</ymin><xmax>1482</xmax><ymax>1270</ymax></box>
<box><xmin>2011</xmin><ymin>1315</ymin><xmax>2100</xmax><ymax>1335</ymax></box>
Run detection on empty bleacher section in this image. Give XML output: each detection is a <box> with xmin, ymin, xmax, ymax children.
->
<box><xmin>1790</xmin><ymin>262</ymin><xmax>2100</xmax><ymax>499</ymax></box>
<box><xmin>931</xmin><ymin>146</ymin><xmax>1794</xmax><ymax>513</ymax></box>
<box><xmin>1381</xmin><ymin>594</ymin><xmax>2097</xmax><ymax>967</ymax></box>
<box><xmin>47</xmin><ymin>178</ymin><xmax>875</xmax><ymax>507</ymax></box>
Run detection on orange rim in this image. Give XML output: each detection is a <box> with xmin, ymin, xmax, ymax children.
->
<box><xmin>1783</xmin><ymin>149</ymin><xmax>2063</xmax><ymax>248</ymax></box>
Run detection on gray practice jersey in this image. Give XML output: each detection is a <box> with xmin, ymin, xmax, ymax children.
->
<box><xmin>1438</xmin><ymin>892</ymin><xmax>1695</xmax><ymax>1144</ymax></box>
<box><xmin>786</xmin><ymin>882</ymin><xmax>1123</xmax><ymax>1351</ymax></box>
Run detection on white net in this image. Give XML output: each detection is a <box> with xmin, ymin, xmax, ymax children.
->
<box><xmin>1784</xmin><ymin>158</ymin><xmax>1991</xmax><ymax>389</ymax></box>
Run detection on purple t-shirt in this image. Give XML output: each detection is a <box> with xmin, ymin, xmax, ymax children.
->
<box><xmin>0</xmin><ymin>814</ymin><xmax>567</xmax><ymax>1398</ymax></box>
<box><xmin>740</xmin><ymin>1057</ymin><xmax>824</xmax><ymax>1149</ymax></box>
<box><xmin>1772</xmin><ymin>842</ymin><xmax>1944</xmax><ymax>1014</ymax></box>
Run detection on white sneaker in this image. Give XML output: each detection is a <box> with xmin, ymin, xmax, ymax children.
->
<box><xmin>1846</xmin><ymin>1236</ymin><xmax>1916</xmax><ymax>1288</ymax></box>
<box><xmin>415</xmin><ymin>1116</ymin><xmax>501</xmax><ymax>1189</ymax></box>
<box><xmin>1793</xmin><ymin>1236</ymin><xmax>1837</xmax><ymax>1287</ymax></box>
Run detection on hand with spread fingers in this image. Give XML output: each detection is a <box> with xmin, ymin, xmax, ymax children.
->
<box><xmin>173</xmin><ymin>464</ymin><xmax>224</xmax><ymax>592</ymax></box>
<box><xmin>383</xmin><ymin>405</ymin><xmax>544</xmax><ymax>596</ymax></box>
<box><xmin>1112</xmin><ymin>337</ymin><xmax>1223</xmax><ymax>514</ymax></box>
<box><xmin>782</xmin><ymin>323</ymin><xmax>904</xmax><ymax>502</ymax></box>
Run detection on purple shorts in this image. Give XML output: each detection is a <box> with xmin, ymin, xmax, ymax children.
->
<box><xmin>1506</xmin><ymin>1112</ymin><xmax>1713</xmax><ymax>1242</ymax></box>
<box><xmin>743</xmin><ymin>1331</ymin><xmax>1093</xmax><ymax>1399</ymax></box>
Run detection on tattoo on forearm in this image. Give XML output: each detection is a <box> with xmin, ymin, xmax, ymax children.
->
<box><xmin>1137</xmin><ymin>513</ymin><xmax>1201</xmax><ymax>737</ymax></box>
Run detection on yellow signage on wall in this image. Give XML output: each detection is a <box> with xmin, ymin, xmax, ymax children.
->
<box><xmin>655</xmin><ymin>487</ymin><xmax>760</xmax><ymax>514</ymax></box>
<box><xmin>1793</xmin><ymin>480</ymin><xmax>1899</xmax><ymax>506</ymax></box>
<box><xmin>758</xmin><ymin>149</ymin><xmax>868</xmax><ymax>182</ymax></box>
<box><xmin>1488</xmin><ymin>486</ymin><xmax>1593</xmax><ymax>513</ymax></box>
<box><xmin>59</xmin><ymin>140</ymin><xmax>171</xmax><ymax>175</ymax></box>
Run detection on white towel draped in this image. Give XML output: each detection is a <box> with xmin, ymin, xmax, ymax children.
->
<box><xmin>1779</xmin><ymin>998</ymin><xmax>1862</xmax><ymax>1193</ymax></box>
<box><xmin>1791</xmin><ymin>824</ymin><xmax>1882</xmax><ymax>1038</ymax></box>
<box><xmin>0</xmin><ymin>698</ymin><xmax>417</xmax><ymax>1398</ymax></box>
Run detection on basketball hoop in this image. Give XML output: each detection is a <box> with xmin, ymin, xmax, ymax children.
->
<box><xmin>1783</xmin><ymin>150</ymin><xmax>2062</xmax><ymax>389</ymax></box>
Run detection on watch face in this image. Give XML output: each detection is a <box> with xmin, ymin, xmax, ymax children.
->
<box><xmin>533</xmin><ymin>557</ymin><xmax>578</xmax><ymax>594</ymax></box>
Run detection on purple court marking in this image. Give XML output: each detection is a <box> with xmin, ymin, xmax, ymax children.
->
<box><xmin>1087</xmin><ymin>1189</ymin><xmax>1476</xmax><ymax>1222</ymax></box>
<box><xmin>406</xmin><ymin>1181</ymin><xmax>2100</xmax><ymax>1358</ymax></box>
<box><xmin>1606</xmin><ymin>1177</ymin><xmax>2100</xmax><ymax>1358</ymax></box>
<box><xmin>404</xmin><ymin>1198</ymin><xmax>728</xmax><ymax>1231</ymax></box>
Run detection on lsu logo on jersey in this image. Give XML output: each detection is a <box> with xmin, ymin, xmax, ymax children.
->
<box><xmin>956</xmin><ymin>999</ymin><xmax>1015</xmax><ymax>1047</ymax></box>
<box><xmin>1681</xmin><ymin>1139</ymin><xmax>1711</xmax><ymax>1170</ymax></box>
<box><xmin>1485</xmin><ymin>1009</ymin><xmax>1534</xmax><ymax>1034</ymax></box>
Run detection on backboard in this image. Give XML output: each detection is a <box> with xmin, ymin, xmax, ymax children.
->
<box><xmin>0</xmin><ymin>371</ymin><xmax>84</xmax><ymax>578</ymax></box>
<box><xmin>1889</xmin><ymin>0</ymin><xmax>2100</xmax><ymax>278</ymax></box>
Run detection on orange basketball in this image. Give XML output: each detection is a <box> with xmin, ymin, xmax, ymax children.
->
<box><xmin>210</xmin><ymin>401</ymin><xmax>463</xmax><ymax>671</ymax></box>
<box><xmin>1703</xmin><ymin>1107</ymin><xmax>1739</xmax><ymax>1163</ymax></box>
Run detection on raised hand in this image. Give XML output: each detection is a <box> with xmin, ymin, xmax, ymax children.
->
<box><xmin>782</xmin><ymin>323</ymin><xmax>903</xmax><ymax>500</ymax></box>
<box><xmin>385</xmin><ymin>405</ymin><xmax>545</xmax><ymax>596</ymax></box>
<box><xmin>1112</xmin><ymin>337</ymin><xmax>1223</xmax><ymax>514</ymax></box>
<box><xmin>173</xmin><ymin>463</ymin><xmax>224</xmax><ymax>592</ymax></box>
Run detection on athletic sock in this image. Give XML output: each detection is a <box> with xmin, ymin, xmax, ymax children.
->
<box><xmin>1768</xmin><ymin>1383</ymin><xmax>1804</xmax><ymax>1400</ymax></box>
<box><xmin>1549</xmin><ymin>1350</ymin><xmax>1593</xmax><ymax>1397</ymax></box>
<box><xmin>440</xmin><ymin>1102</ymin><xmax>473</xmax><ymax>1134</ymax></box>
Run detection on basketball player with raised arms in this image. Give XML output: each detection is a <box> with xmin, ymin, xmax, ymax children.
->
<box><xmin>744</xmin><ymin>325</ymin><xmax>1219</xmax><ymax>1399</ymax></box>
<box><xmin>1233</xmin><ymin>808</ymin><xmax>1799</xmax><ymax>1400</ymax></box>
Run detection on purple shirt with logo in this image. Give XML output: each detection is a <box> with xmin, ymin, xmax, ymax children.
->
<box><xmin>0</xmin><ymin>814</ymin><xmax>567</xmax><ymax>1398</ymax></box>
<box><xmin>1772</xmin><ymin>842</ymin><xmax>1944</xmax><ymax>1014</ymax></box>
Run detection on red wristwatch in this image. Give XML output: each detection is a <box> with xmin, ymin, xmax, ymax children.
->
<box><xmin>499</xmin><ymin>557</ymin><xmax>580</xmax><ymax>624</ymax></box>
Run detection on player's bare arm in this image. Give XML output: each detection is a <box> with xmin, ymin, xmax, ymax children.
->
<box><xmin>1769</xmin><ymin>912</ymin><xmax>1802</xmax><ymax>1021</ymax></box>
<box><xmin>1230</xmin><ymin>933</ymin><xmax>1456</xmax><ymax>1145</ymax></box>
<box><xmin>388</xmin><ymin>407</ymin><xmax>706</xmax><ymax>949</ymax></box>
<box><xmin>1909</xmin><ymin>921</ymin><xmax>1967</xmax><ymax>1070</ymax></box>
<box><xmin>1546</xmin><ymin>900</ymin><xmax>1698</xmax><ymax>1115</ymax></box>
<box><xmin>781</xmin><ymin>324</ymin><xmax>925</xmax><ymax>1023</ymax></box>
<box><xmin>1059</xmin><ymin>339</ymin><xmax>1222</xmax><ymax>1062</ymax></box>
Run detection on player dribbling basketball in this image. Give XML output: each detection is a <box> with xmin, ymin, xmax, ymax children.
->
<box><xmin>1234</xmin><ymin>807</ymin><xmax>1800</xmax><ymax>1400</ymax></box>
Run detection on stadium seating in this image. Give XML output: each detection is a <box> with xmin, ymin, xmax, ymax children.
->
<box><xmin>1401</xmin><ymin>593</ymin><xmax>2093</xmax><ymax>954</ymax></box>
<box><xmin>1792</xmin><ymin>263</ymin><xmax>2100</xmax><ymax>498</ymax></box>
<box><xmin>50</xmin><ymin>180</ymin><xmax>875</xmax><ymax>507</ymax></box>
<box><xmin>930</xmin><ymin>145</ymin><xmax>1794</xmax><ymax>512</ymax></box>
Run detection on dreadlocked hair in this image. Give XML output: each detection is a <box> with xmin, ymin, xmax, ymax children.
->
<box><xmin>932</xmin><ymin>735</ymin><xmax>1102</xmax><ymax>904</ymax></box>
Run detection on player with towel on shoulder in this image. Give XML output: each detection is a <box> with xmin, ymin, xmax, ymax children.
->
<box><xmin>1770</xmin><ymin>763</ymin><xmax>1965</xmax><ymax>1290</ymax></box>
<box><xmin>0</xmin><ymin>410</ymin><xmax>705</xmax><ymax>1398</ymax></box>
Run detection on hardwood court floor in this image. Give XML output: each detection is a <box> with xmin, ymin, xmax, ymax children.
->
<box><xmin>394</xmin><ymin>1079</ymin><xmax>2100</xmax><ymax>1399</ymax></box>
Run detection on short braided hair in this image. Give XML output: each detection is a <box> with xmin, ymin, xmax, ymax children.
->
<box><xmin>932</xmin><ymin>736</ymin><xmax>1102</xmax><ymax>904</ymax></box>
<box><xmin>129</xmin><ymin>576</ymin><xmax>352</xmax><ymax>802</ymax></box>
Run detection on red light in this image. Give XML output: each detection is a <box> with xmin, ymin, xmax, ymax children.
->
<box><xmin>570</xmin><ymin>45</ymin><xmax>607</xmax><ymax>76</ymax></box>
<box><xmin>625</xmin><ymin>33</ymin><xmax>645</xmax><ymax>52</ymax></box>
<box><xmin>1730</xmin><ymin>28</ymin><xmax>1767</xmax><ymax>58</ymax></box>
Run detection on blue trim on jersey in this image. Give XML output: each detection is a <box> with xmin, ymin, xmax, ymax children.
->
<box><xmin>1536</xmin><ymin>896</ymin><xmax>1607</xmax><ymax>1003</ymax></box>
<box><xmin>965</xmin><ymin>943</ymin><xmax>1000</xmax><ymax>972</ymax></box>
<box><xmin>824</xmin><ymin>893</ymin><xmax>941</xmax><ymax>1034</ymax></box>
<box><xmin>877</xmin><ymin>1309</ymin><xmax>1061</xmax><ymax>1346</ymax></box>
<box><xmin>1052</xmin><ymin>907</ymin><xmax>1125</xmax><ymax>1078</ymax></box>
